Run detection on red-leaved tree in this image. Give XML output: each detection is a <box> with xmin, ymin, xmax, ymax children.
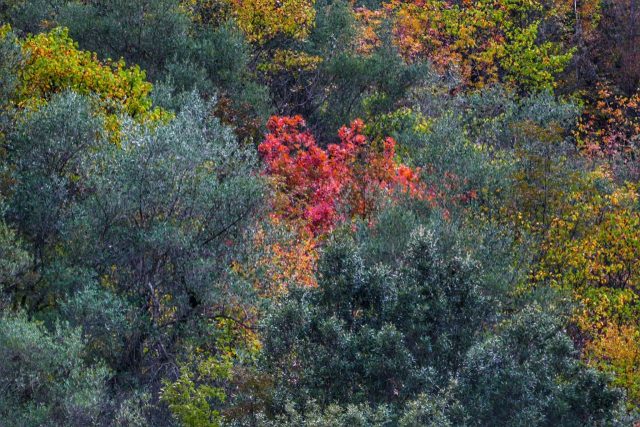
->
<box><xmin>259</xmin><ymin>115</ymin><xmax>429</xmax><ymax>236</ymax></box>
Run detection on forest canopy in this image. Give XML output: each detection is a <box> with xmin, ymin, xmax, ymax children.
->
<box><xmin>0</xmin><ymin>0</ymin><xmax>639</xmax><ymax>425</ymax></box>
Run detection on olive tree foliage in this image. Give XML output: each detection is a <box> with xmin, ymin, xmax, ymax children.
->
<box><xmin>1</xmin><ymin>90</ymin><xmax>266</xmax><ymax>423</ymax></box>
<box><xmin>457</xmin><ymin>89</ymin><xmax>582</xmax><ymax>225</ymax></box>
<box><xmin>403</xmin><ymin>85</ymin><xmax>580</xmax><ymax>170</ymax></box>
<box><xmin>7</xmin><ymin>92</ymin><xmax>104</xmax><ymax>266</ymax></box>
<box><xmin>0</xmin><ymin>32</ymin><xmax>28</xmax><ymax>301</ymax></box>
<box><xmin>243</xmin><ymin>203</ymin><xmax>625</xmax><ymax>426</ymax></box>
<box><xmin>0</xmin><ymin>27</ymin><xmax>19</xmax><ymax>102</ymax></box>
<box><xmin>456</xmin><ymin>304</ymin><xmax>623</xmax><ymax>427</ymax></box>
<box><xmin>255</xmin><ymin>206</ymin><xmax>499</xmax><ymax>409</ymax></box>
<box><xmin>3</xmin><ymin>0</ymin><xmax>190</xmax><ymax>80</ymax></box>
<box><xmin>0</xmin><ymin>214</ymin><xmax>31</xmax><ymax>310</ymax></box>
<box><xmin>382</xmin><ymin>84</ymin><xmax>587</xmax><ymax>231</ymax></box>
<box><xmin>0</xmin><ymin>26</ymin><xmax>21</xmax><ymax>141</ymax></box>
<box><xmin>152</xmin><ymin>21</ymin><xmax>272</xmax><ymax>139</ymax></box>
<box><xmin>240</xmin><ymin>394</ymin><xmax>456</xmax><ymax>427</ymax></box>
<box><xmin>0</xmin><ymin>0</ymin><xmax>63</xmax><ymax>35</ymax></box>
<box><xmin>0</xmin><ymin>314</ymin><xmax>110</xmax><ymax>427</ymax></box>
<box><xmin>66</xmin><ymin>92</ymin><xmax>265</xmax><ymax>377</ymax></box>
<box><xmin>55</xmin><ymin>0</ymin><xmax>267</xmax><ymax>109</ymax></box>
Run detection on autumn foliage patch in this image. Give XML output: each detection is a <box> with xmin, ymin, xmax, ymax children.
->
<box><xmin>259</xmin><ymin>115</ymin><xmax>429</xmax><ymax>237</ymax></box>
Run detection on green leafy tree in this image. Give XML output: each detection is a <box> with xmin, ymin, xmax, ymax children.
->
<box><xmin>63</xmin><ymin>94</ymin><xmax>265</xmax><ymax>408</ymax></box>
<box><xmin>55</xmin><ymin>0</ymin><xmax>191</xmax><ymax>80</ymax></box>
<box><xmin>3</xmin><ymin>91</ymin><xmax>266</xmax><ymax>423</ymax></box>
<box><xmin>262</xmin><ymin>0</ymin><xmax>427</xmax><ymax>140</ymax></box>
<box><xmin>457</xmin><ymin>304</ymin><xmax>624</xmax><ymax>426</ymax></box>
<box><xmin>6</xmin><ymin>92</ymin><xmax>104</xmax><ymax>280</ymax></box>
<box><xmin>228</xmin><ymin>203</ymin><xmax>626</xmax><ymax>425</ymax></box>
<box><xmin>0</xmin><ymin>314</ymin><xmax>111</xmax><ymax>426</ymax></box>
<box><xmin>258</xmin><ymin>206</ymin><xmax>503</xmax><ymax>409</ymax></box>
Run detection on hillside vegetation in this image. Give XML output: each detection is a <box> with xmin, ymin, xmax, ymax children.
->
<box><xmin>0</xmin><ymin>0</ymin><xmax>639</xmax><ymax>425</ymax></box>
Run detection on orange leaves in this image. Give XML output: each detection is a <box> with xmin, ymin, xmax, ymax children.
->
<box><xmin>386</xmin><ymin>0</ymin><xmax>509</xmax><ymax>84</ymax></box>
<box><xmin>253</xmin><ymin>219</ymin><xmax>319</xmax><ymax>290</ymax></box>
<box><xmin>354</xmin><ymin>7</ymin><xmax>385</xmax><ymax>54</ymax></box>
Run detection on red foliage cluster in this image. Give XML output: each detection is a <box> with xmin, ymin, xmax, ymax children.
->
<box><xmin>259</xmin><ymin>115</ymin><xmax>429</xmax><ymax>236</ymax></box>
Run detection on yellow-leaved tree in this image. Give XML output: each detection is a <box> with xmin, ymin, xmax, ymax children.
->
<box><xmin>180</xmin><ymin>0</ymin><xmax>315</xmax><ymax>44</ymax></box>
<box><xmin>537</xmin><ymin>169</ymin><xmax>640</xmax><ymax>406</ymax></box>
<box><xmin>2</xmin><ymin>25</ymin><xmax>169</xmax><ymax>139</ymax></box>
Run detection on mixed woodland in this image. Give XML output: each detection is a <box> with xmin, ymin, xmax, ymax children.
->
<box><xmin>0</xmin><ymin>0</ymin><xmax>640</xmax><ymax>425</ymax></box>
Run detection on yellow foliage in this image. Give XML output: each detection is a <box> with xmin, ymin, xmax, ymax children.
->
<box><xmin>585</xmin><ymin>324</ymin><xmax>640</xmax><ymax>405</ymax></box>
<box><xmin>360</xmin><ymin>0</ymin><xmax>572</xmax><ymax>89</ymax></box>
<box><xmin>540</xmin><ymin>180</ymin><xmax>640</xmax><ymax>292</ymax></box>
<box><xmin>180</xmin><ymin>0</ymin><xmax>315</xmax><ymax>43</ymax></box>
<box><xmin>257</xmin><ymin>49</ymin><xmax>323</xmax><ymax>74</ymax></box>
<box><xmin>232</xmin><ymin>0</ymin><xmax>316</xmax><ymax>43</ymax></box>
<box><xmin>2</xmin><ymin>26</ymin><xmax>171</xmax><ymax>140</ymax></box>
<box><xmin>537</xmin><ymin>171</ymin><xmax>640</xmax><ymax>406</ymax></box>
